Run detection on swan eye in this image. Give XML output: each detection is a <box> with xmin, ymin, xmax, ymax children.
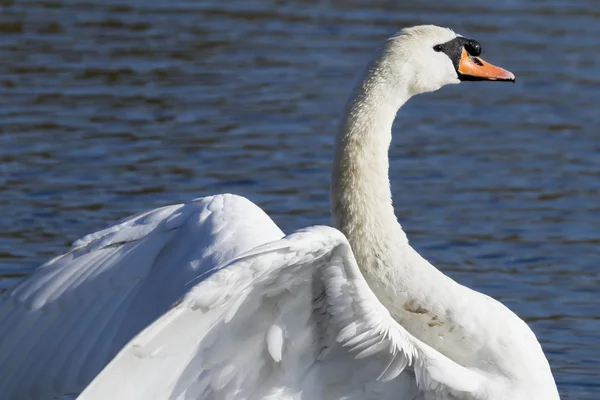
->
<box><xmin>433</xmin><ymin>44</ymin><xmax>443</xmax><ymax>52</ymax></box>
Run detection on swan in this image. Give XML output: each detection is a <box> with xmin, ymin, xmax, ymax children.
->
<box><xmin>0</xmin><ymin>25</ymin><xmax>559</xmax><ymax>400</ymax></box>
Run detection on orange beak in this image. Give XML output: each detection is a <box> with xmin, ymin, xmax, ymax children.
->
<box><xmin>457</xmin><ymin>48</ymin><xmax>515</xmax><ymax>82</ymax></box>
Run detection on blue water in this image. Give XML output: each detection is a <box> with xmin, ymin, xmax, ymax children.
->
<box><xmin>1</xmin><ymin>0</ymin><xmax>599</xmax><ymax>398</ymax></box>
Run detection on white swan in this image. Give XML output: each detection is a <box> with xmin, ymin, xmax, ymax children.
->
<box><xmin>0</xmin><ymin>25</ymin><xmax>558</xmax><ymax>400</ymax></box>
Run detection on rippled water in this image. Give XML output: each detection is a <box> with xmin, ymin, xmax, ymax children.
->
<box><xmin>1</xmin><ymin>0</ymin><xmax>599</xmax><ymax>398</ymax></box>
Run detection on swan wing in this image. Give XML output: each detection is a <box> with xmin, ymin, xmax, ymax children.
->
<box><xmin>0</xmin><ymin>194</ymin><xmax>284</xmax><ymax>400</ymax></box>
<box><xmin>79</xmin><ymin>225</ymin><xmax>487</xmax><ymax>400</ymax></box>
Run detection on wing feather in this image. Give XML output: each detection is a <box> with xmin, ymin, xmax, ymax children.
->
<box><xmin>0</xmin><ymin>194</ymin><xmax>284</xmax><ymax>400</ymax></box>
<box><xmin>80</xmin><ymin>226</ymin><xmax>489</xmax><ymax>400</ymax></box>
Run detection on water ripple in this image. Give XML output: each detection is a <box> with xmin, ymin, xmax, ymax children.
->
<box><xmin>1</xmin><ymin>0</ymin><xmax>598</xmax><ymax>397</ymax></box>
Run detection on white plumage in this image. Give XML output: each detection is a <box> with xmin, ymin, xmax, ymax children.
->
<box><xmin>78</xmin><ymin>226</ymin><xmax>486</xmax><ymax>400</ymax></box>
<box><xmin>0</xmin><ymin>25</ymin><xmax>559</xmax><ymax>400</ymax></box>
<box><xmin>0</xmin><ymin>195</ymin><xmax>283</xmax><ymax>399</ymax></box>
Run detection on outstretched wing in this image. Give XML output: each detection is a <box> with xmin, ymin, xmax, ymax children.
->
<box><xmin>79</xmin><ymin>225</ymin><xmax>488</xmax><ymax>400</ymax></box>
<box><xmin>0</xmin><ymin>194</ymin><xmax>284</xmax><ymax>400</ymax></box>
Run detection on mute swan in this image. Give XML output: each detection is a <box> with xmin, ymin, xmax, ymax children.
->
<box><xmin>0</xmin><ymin>25</ymin><xmax>558</xmax><ymax>400</ymax></box>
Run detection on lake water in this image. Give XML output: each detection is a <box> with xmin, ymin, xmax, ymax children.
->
<box><xmin>1</xmin><ymin>0</ymin><xmax>599</xmax><ymax>398</ymax></box>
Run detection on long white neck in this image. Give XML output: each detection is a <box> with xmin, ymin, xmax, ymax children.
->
<box><xmin>329</xmin><ymin>36</ymin><xmax>560</xmax><ymax>393</ymax></box>
<box><xmin>331</xmin><ymin>51</ymin><xmax>411</xmax><ymax>276</ymax></box>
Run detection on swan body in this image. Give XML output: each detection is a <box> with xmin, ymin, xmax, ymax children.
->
<box><xmin>0</xmin><ymin>25</ymin><xmax>559</xmax><ymax>400</ymax></box>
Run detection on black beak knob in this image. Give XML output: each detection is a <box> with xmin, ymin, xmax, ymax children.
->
<box><xmin>465</xmin><ymin>40</ymin><xmax>482</xmax><ymax>57</ymax></box>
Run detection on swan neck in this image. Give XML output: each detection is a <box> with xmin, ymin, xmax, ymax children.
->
<box><xmin>331</xmin><ymin>57</ymin><xmax>411</xmax><ymax>269</ymax></box>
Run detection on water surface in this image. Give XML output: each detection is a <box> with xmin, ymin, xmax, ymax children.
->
<box><xmin>1</xmin><ymin>0</ymin><xmax>599</xmax><ymax>398</ymax></box>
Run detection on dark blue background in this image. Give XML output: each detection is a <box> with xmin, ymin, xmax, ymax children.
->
<box><xmin>1</xmin><ymin>0</ymin><xmax>598</xmax><ymax>397</ymax></box>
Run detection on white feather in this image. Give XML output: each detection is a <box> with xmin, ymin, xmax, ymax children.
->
<box><xmin>79</xmin><ymin>227</ymin><xmax>488</xmax><ymax>400</ymax></box>
<box><xmin>0</xmin><ymin>194</ymin><xmax>284</xmax><ymax>400</ymax></box>
<box><xmin>267</xmin><ymin>324</ymin><xmax>284</xmax><ymax>363</ymax></box>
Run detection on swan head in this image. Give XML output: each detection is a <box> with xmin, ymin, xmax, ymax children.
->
<box><xmin>381</xmin><ymin>25</ymin><xmax>515</xmax><ymax>96</ymax></box>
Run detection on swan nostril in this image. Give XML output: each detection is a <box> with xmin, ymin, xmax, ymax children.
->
<box><xmin>471</xmin><ymin>57</ymin><xmax>484</xmax><ymax>66</ymax></box>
